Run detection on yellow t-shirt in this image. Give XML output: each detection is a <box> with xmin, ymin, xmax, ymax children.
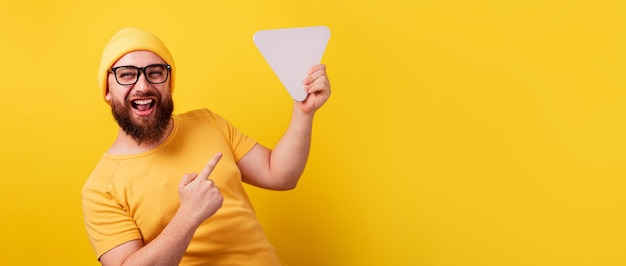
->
<box><xmin>82</xmin><ymin>109</ymin><xmax>281</xmax><ymax>266</ymax></box>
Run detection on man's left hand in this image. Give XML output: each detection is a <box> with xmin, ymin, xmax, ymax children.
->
<box><xmin>299</xmin><ymin>64</ymin><xmax>331</xmax><ymax>115</ymax></box>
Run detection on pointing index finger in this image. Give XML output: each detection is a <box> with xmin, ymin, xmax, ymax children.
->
<box><xmin>198</xmin><ymin>152</ymin><xmax>223</xmax><ymax>180</ymax></box>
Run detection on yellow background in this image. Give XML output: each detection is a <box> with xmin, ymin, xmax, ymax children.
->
<box><xmin>1</xmin><ymin>0</ymin><xmax>625</xmax><ymax>265</ymax></box>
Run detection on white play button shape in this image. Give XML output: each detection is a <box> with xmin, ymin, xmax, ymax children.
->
<box><xmin>253</xmin><ymin>25</ymin><xmax>331</xmax><ymax>101</ymax></box>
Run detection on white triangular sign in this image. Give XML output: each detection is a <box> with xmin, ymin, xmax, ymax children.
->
<box><xmin>253</xmin><ymin>25</ymin><xmax>331</xmax><ymax>101</ymax></box>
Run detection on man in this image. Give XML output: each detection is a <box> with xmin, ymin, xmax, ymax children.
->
<box><xmin>81</xmin><ymin>27</ymin><xmax>331</xmax><ymax>266</ymax></box>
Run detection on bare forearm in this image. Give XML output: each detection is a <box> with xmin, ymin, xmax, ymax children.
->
<box><xmin>269</xmin><ymin>104</ymin><xmax>314</xmax><ymax>189</ymax></box>
<box><xmin>239</xmin><ymin>64</ymin><xmax>329</xmax><ymax>190</ymax></box>
<box><xmin>118</xmin><ymin>212</ymin><xmax>198</xmax><ymax>266</ymax></box>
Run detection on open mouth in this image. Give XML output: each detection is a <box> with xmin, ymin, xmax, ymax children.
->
<box><xmin>131</xmin><ymin>98</ymin><xmax>156</xmax><ymax>115</ymax></box>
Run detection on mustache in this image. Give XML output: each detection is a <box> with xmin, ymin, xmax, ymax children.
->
<box><xmin>127</xmin><ymin>91</ymin><xmax>160</xmax><ymax>101</ymax></box>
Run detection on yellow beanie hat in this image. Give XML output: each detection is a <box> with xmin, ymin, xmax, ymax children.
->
<box><xmin>97</xmin><ymin>27</ymin><xmax>176</xmax><ymax>104</ymax></box>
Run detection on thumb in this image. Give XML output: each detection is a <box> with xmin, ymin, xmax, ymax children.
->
<box><xmin>179</xmin><ymin>172</ymin><xmax>198</xmax><ymax>190</ymax></box>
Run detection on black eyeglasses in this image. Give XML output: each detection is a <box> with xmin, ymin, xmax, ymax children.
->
<box><xmin>110</xmin><ymin>64</ymin><xmax>171</xmax><ymax>86</ymax></box>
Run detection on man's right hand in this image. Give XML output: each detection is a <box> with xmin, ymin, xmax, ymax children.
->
<box><xmin>178</xmin><ymin>152</ymin><xmax>224</xmax><ymax>225</ymax></box>
<box><xmin>99</xmin><ymin>153</ymin><xmax>226</xmax><ymax>266</ymax></box>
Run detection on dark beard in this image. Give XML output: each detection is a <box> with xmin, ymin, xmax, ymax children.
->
<box><xmin>111</xmin><ymin>91</ymin><xmax>174</xmax><ymax>146</ymax></box>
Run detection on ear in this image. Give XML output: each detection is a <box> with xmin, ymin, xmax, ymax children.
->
<box><xmin>105</xmin><ymin>88</ymin><xmax>111</xmax><ymax>102</ymax></box>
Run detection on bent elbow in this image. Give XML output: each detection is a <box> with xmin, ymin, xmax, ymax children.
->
<box><xmin>272</xmin><ymin>177</ymin><xmax>299</xmax><ymax>191</ymax></box>
<box><xmin>276</xmin><ymin>180</ymin><xmax>298</xmax><ymax>191</ymax></box>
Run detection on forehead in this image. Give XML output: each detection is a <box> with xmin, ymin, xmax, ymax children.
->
<box><xmin>113</xmin><ymin>50</ymin><xmax>166</xmax><ymax>67</ymax></box>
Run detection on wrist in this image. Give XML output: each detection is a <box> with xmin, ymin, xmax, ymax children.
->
<box><xmin>174</xmin><ymin>206</ymin><xmax>204</xmax><ymax>229</ymax></box>
<box><xmin>293</xmin><ymin>102</ymin><xmax>316</xmax><ymax>118</ymax></box>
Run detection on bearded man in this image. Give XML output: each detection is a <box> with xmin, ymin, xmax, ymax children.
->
<box><xmin>81</xmin><ymin>27</ymin><xmax>331</xmax><ymax>266</ymax></box>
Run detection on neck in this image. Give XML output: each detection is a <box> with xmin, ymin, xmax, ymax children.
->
<box><xmin>107</xmin><ymin>118</ymin><xmax>174</xmax><ymax>155</ymax></box>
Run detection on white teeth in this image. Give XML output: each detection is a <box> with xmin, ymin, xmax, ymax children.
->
<box><xmin>133</xmin><ymin>99</ymin><xmax>153</xmax><ymax>105</ymax></box>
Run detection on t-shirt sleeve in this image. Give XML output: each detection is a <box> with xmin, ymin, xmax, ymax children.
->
<box><xmin>82</xmin><ymin>170</ymin><xmax>142</xmax><ymax>259</ymax></box>
<box><xmin>201</xmin><ymin>109</ymin><xmax>258</xmax><ymax>162</ymax></box>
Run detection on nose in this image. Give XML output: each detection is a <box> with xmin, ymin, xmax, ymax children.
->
<box><xmin>133</xmin><ymin>72</ymin><xmax>151</xmax><ymax>91</ymax></box>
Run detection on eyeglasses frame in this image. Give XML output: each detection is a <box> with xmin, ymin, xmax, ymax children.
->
<box><xmin>109</xmin><ymin>64</ymin><xmax>172</xmax><ymax>86</ymax></box>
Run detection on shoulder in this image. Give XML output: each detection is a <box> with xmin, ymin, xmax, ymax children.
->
<box><xmin>82</xmin><ymin>156</ymin><xmax>120</xmax><ymax>195</ymax></box>
<box><xmin>174</xmin><ymin>108</ymin><xmax>214</xmax><ymax>120</ymax></box>
<box><xmin>174</xmin><ymin>108</ymin><xmax>231</xmax><ymax>127</ymax></box>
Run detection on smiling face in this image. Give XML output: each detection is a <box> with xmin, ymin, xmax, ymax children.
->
<box><xmin>106</xmin><ymin>50</ymin><xmax>174</xmax><ymax>145</ymax></box>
